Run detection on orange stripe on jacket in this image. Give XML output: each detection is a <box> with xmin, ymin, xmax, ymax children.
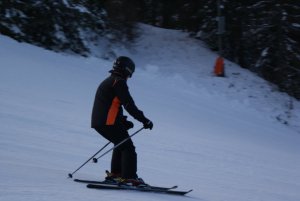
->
<box><xmin>106</xmin><ymin>97</ymin><xmax>121</xmax><ymax>125</ymax></box>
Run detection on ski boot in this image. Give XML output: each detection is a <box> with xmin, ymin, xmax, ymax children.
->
<box><xmin>104</xmin><ymin>170</ymin><xmax>122</xmax><ymax>184</ymax></box>
<box><xmin>119</xmin><ymin>177</ymin><xmax>149</xmax><ymax>187</ymax></box>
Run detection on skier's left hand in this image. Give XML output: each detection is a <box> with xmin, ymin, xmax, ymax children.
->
<box><xmin>143</xmin><ymin>120</ymin><xmax>153</xmax><ymax>130</ymax></box>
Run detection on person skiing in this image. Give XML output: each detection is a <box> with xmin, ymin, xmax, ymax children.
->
<box><xmin>91</xmin><ymin>56</ymin><xmax>153</xmax><ymax>186</ymax></box>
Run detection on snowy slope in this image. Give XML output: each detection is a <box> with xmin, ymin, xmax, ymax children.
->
<box><xmin>1</xmin><ymin>24</ymin><xmax>300</xmax><ymax>201</ymax></box>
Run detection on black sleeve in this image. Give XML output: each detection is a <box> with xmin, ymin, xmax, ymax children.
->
<box><xmin>114</xmin><ymin>79</ymin><xmax>149</xmax><ymax>123</ymax></box>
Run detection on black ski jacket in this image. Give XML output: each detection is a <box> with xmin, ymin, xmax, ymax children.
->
<box><xmin>91</xmin><ymin>74</ymin><xmax>148</xmax><ymax>128</ymax></box>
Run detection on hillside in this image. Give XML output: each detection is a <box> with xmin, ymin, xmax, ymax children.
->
<box><xmin>1</xmin><ymin>25</ymin><xmax>300</xmax><ymax>201</ymax></box>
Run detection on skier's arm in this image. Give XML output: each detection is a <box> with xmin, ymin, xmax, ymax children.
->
<box><xmin>114</xmin><ymin>79</ymin><xmax>149</xmax><ymax>124</ymax></box>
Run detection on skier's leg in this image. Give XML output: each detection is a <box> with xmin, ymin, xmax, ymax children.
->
<box><xmin>111</xmin><ymin>148</ymin><xmax>122</xmax><ymax>174</ymax></box>
<box><xmin>95</xmin><ymin>125</ymin><xmax>137</xmax><ymax>178</ymax></box>
<box><xmin>121</xmin><ymin>140</ymin><xmax>137</xmax><ymax>179</ymax></box>
<box><xmin>94</xmin><ymin>126</ymin><xmax>122</xmax><ymax>175</ymax></box>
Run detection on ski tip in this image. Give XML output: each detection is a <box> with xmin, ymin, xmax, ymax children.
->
<box><xmin>185</xmin><ymin>189</ymin><xmax>193</xmax><ymax>195</ymax></box>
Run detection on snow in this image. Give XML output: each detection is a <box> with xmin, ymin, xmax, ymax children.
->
<box><xmin>1</xmin><ymin>24</ymin><xmax>300</xmax><ymax>201</ymax></box>
<box><xmin>292</xmin><ymin>23</ymin><xmax>300</xmax><ymax>28</ymax></box>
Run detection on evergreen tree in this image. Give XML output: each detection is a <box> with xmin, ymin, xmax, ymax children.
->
<box><xmin>1</xmin><ymin>0</ymin><xmax>299</xmax><ymax>98</ymax></box>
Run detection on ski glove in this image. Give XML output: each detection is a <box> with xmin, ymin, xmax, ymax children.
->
<box><xmin>124</xmin><ymin>120</ymin><xmax>134</xmax><ymax>130</ymax></box>
<box><xmin>143</xmin><ymin>120</ymin><xmax>153</xmax><ymax>130</ymax></box>
<box><xmin>122</xmin><ymin>116</ymin><xmax>134</xmax><ymax>130</ymax></box>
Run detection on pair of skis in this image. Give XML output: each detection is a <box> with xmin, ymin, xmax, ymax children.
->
<box><xmin>74</xmin><ymin>178</ymin><xmax>192</xmax><ymax>196</ymax></box>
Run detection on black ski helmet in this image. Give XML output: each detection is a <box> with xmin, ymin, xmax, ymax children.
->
<box><xmin>111</xmin><ymin>56</ymin><xmax>135</xmax><ymax>77</ymax></box>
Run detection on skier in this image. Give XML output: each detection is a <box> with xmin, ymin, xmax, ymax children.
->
<box><xmin>91</xmin><ymin>56</ymin><xmax>153</xmax><ymax>186</ymax></box>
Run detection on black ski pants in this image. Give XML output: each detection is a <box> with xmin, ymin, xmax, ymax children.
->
<box><xmin>94</xmin><ymin>125</ymin><xmax>137</xmax><ymax>179</ymax></box>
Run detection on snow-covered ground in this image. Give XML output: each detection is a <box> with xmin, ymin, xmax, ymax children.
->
<box><xmin>1</xmin><ymin>24</ymin><xmax>300</xmax><ymax>201</ymax></box>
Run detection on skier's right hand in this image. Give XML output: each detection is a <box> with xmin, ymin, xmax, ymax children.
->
<box><xmin>143</xmin><ymin>120</ymin><xmax>153</xmax><ymax>130</ymax></box>
<box><xmin>124</xmin><ymin>120</ymin><xmax>134</xmax><ymax>130</ymax></box>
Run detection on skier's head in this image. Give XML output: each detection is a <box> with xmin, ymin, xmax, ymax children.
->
<box><xmin>110</xmin><ymin>56</ymin><xmax>135</xmax><ymax>78</ymax></box>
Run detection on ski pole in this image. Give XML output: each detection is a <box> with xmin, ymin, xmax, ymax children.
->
<box><xmin>93</xmin><ymin>127</ymin><xmax>144</xmax><ymax>163</ymax></box>
<box><xmin>68</xmin><ymin>141</ymin><xmax>111</xmax><ymax>178</ymax></box>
